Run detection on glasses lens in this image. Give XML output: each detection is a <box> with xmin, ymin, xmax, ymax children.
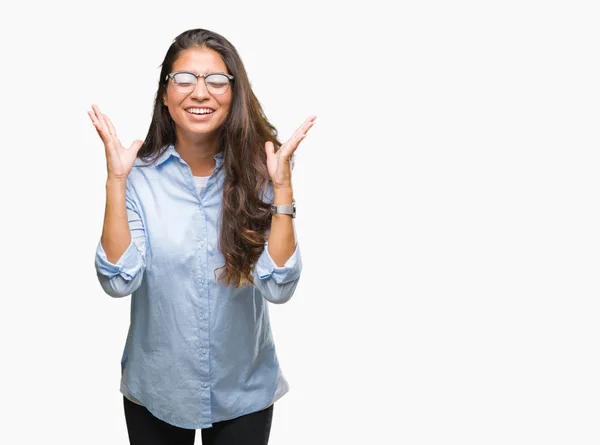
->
<box><xmin>172</xmin><ymin>73</ymin><xmax>197</xmax><ymax>93</ymax></box>
<box><xmin>206</xmin><ymin>74</ymin><xmax>231</xmax><ymax>95</ymax></box>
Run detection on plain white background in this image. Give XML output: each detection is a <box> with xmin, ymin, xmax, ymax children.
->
<box><xmin>1</xmin><ymin>1</ymin><xmax>599</xmax><ymax>443</ymax></box>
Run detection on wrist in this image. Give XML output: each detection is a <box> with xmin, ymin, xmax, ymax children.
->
<box><xmin>273</xmin><ymin>187</ymin><xmax>293</xmax><ymax>204</ymax></box>
<box><xmin>106</xmin><ymin>177</ymin><xmax>127</xmax><ymax>189</ymax></box>
<box><xmin>273</xmin><ymin>182</ymin><xmax>292</xmax><ymax>191</ymax></box>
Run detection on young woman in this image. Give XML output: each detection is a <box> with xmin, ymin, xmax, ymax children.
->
<box><xmin>90</xmin><ymin>28</ymin><xmax>315</xmax><ymax>445</ymax></box>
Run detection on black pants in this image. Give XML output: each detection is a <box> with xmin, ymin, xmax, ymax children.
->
<box><xmin>123</xmin><ymin>395</ymin><xmax>274</xmax><ymax>445</ymax></box>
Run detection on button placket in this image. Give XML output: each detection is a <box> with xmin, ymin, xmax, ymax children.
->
<box><xmin>193</xmin><ymin>184</ymin><xmax>211</xmax><ymax>402</ymax></box>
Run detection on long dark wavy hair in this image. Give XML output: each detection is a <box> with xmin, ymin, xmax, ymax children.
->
<box><xmin>137</xmin><ymin>29</ymin><xmax>283</xmax><ymax>288</ymax></box>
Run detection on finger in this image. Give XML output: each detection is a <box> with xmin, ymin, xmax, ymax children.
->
<box><xmin>103</xmin><ymin>113</ymin><xmax>117</xmax><ymax>137</ymax></box>
<box><xmin>303</xmin><ymin>116</ymin><xmax>317</xmax><ymax>133</ymax></box>
<box><xmin>91</xmin><ymin>104</ymin><xmax>109</xmax><ymax>134</ymax></box>
<box><xmin>87</xmin><ymin>110</ymin><xmax>98</xmax><ymax>125</ymax></box>
<box><xmin>91</xmin><ymin>104</ymin><xmax>103</xmax><ymax>122</ymax></box>
<box><xmin>282</xmin><ymin>131</ymin><xmax>311</xmax><ymax>159</ymax></box>
<box><xmin>88</xmin><ymin>107</ymin><xmax>103</xmax><ymax>125</ymax></box>
<box><xmin>90</xmin><ymin>105</ymin><xmax>115</xmax><ymax>149</ymax></box>
<box><xmin>88</xmin><ymin>109</ymin><xmax>108</xmax><ymax>141</ymax></box>
<box><xmin>277</xmin><ymin>142</ymin><xmax>297</xmax><ymax>161</ymax></box>
<box><xmin>291</xmin><ymin>115</ymin><xmax>317</xmax><ymax>140</ymax></box>
<box><xmin>290</xmin><ymin>121</ymin><xmax>314</xmax><ymax>148</ymax></box>
<box><xmin>92</xmin><ymin>105</ymin><xmax>113</xmax><ymax>134</ymax></box>
<box><xmin>299</xmin><ymin>115</ymin><xmax>317</xmax><ymax>130</ymax></box>
<box><xmin>291</xmin><ymin>119</ymin><xmax>310</xmax><ymax>139</ymax></box>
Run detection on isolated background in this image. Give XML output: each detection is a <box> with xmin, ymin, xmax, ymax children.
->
<box><xmin>0</xmin><ymin>1</ymin><xmax>599</xmax><ymax>444</ymax></box>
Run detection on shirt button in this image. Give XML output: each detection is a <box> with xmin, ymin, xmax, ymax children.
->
<box><xmin>199</xmin><ymin>277</ymin><xmax>205</xmax><ymax>284</ymax></box>
<box><xmin>201</xmin><ymin>382</ymin><xmax>209</xmax><ymax>388</ymax></box>
<box><xmin>200</xmin><ymin>240</ymin><xmax>205</xmax><ymax>248</ymax></box>
<box><xmin>201</xmin><ymin>348</ymin><xmax>207</xmax><ymax>355</ymax></box>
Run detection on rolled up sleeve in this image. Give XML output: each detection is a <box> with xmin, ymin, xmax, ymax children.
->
<box><xmin>253</xmin><ymin>241</ymin><xmax>302</xmax><ymax>304</ymax></box>
<box><xmin>94</xmin><ymin>196</ymin><xmax>146</xmax><ymax>298</ymax></box>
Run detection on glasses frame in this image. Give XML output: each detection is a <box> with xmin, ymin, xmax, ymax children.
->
<box><xmin>165</xmin><ymin>71</ymin><xmax>235</xmax><ymax>95</ymax></box>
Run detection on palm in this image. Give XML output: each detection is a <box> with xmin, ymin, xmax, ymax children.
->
<box><xmin>88</xmin><ymin>104</ymin><xmax>143</xmax><ymax>180</ymax></box>
<box><xmin>265</xmin><ymin>115</ymin><xmax>316</xmax><ymax>188</ymax></box>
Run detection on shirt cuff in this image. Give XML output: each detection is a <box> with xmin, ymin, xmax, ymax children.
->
<box><xmin>255</xmin><ymin>242</ymin><xmax>301</xmax><ymax>284</ymax></box>
<box><xmin>95</xmin><ymin>238</ymin><xmax>143</xmax><ymax>281</ymax></box>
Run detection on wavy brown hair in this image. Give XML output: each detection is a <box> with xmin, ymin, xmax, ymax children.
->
<box><xmin>137</xmin><ymin>29</ymin><xmax>283</xmax><ymax>287</ymax></box>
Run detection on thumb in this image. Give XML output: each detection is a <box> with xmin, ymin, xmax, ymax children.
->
<box><xmin>264</xmin><ymin>140</ymin><xmax>275</xmax><ymax>157</ymax></box>
<box><xmin>129</xmin><ymin>139</ymin><xmax>143</xmax><ymax>154</ymax></box>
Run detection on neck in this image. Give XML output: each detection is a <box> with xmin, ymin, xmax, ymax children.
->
<box><xmin>175</xmin><ymin>131</ymin><xmax>219</xmax><ymax>176</ymax></box>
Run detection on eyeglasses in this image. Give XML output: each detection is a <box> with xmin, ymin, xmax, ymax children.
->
<box><xmin>165</xmin><ymin>71</ymin><xmax>234</xmax><ymax>95</ymax></box>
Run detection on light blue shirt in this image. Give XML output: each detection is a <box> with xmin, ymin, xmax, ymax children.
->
<box><xmin>94</xmin><ymin>144</ymin><xmax>301</xmax><ymax>429</ymax></box>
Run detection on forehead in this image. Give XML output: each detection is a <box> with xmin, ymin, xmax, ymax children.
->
<box><xmin>172</xmin><ymin>47</ymin><xmax>228</xmax><ymax>75</ymax></box>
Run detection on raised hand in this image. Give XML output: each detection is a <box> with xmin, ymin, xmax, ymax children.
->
<box><xmin>88</xmin><ymin>104</ymin><xmax>143</xmax><ymax>181</ymax></box>
<box><xmin>264</xmin><ymin>115</ymin><xmax>316</xmax><ymax>189</ymax></box>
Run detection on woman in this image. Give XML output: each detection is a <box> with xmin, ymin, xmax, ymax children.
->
<box><xmin>90</xmin><ymin>28</ymin><xmax>315</xmax><ymax>445</ymax></box>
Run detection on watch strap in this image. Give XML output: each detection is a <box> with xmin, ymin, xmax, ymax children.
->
<box><xmin>271</xmin><ymin>198</ymin><xmax>296</xmax><ymax>218</ymax></box>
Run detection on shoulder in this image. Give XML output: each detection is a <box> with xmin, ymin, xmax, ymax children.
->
<box><xmin>123</xmin><ymin>160</ymin><xmax>159</xmax><ymax>206</ymax></box>
<box><xmin>129</xmin><ymin>158</ymin><xmax>160</xmax><ymax>182</ymax></box>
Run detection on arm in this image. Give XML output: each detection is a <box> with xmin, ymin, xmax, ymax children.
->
<box><xmin>255</xmin><ymin>114</ymin><xmax>315</xmax><ymax>303</ymax></box>
<box><xmin>94</xmin><ymin>178</ymin><xmax>146</xmax><ymax>298</ymax></box>
<box><xmin>266</xmin><ymin>186</ymin><xmax>296</xmax><ymax>266</ymax></box>
<box><xmin>252</xmin><ymin>185</ymin><xmax>302</xmax><ymax>304</ymax></box>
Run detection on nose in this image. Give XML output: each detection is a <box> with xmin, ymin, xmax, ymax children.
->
<box><xmin>192</xmin><ymin>79</ymin><xmax>211</xmax><ymax>99</ymax></box>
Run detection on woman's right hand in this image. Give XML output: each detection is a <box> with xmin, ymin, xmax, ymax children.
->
<box><xmin>88</xmin><ymin>104</ymin><xmax>143</xmax><ymax>181</ymax></box>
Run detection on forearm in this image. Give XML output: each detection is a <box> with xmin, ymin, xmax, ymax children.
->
<box><xmin>267</xmin><ymin>186</ymin><xmax>296</xmax><ymax>266</ymax></box>
<box><xmin>101</xmin><ymin>178</ymin><xmax>132</xmax><ymax>264</ymax></box>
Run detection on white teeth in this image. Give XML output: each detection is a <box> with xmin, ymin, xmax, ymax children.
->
<box><xmin>187</xmin><ymin>108</ymin><xmax>214</xmax><ymax>115</ymax></box>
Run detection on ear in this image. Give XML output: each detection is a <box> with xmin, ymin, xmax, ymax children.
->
<box><xmin>162</xmin><ymin>92</ymin><xmax>168</xmax><ymax>107</ymax></box>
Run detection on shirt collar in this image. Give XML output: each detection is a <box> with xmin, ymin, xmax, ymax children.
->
<box><xmin>135</xmin><ymin>144</ymin><xmax>225</xmax><ymax>168</ymax></box>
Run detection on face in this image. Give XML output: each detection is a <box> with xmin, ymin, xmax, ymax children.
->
<box><xmin>163</xmin><ymin>47</ymin><xmax>233</xmax><ymax>142</ymax></box>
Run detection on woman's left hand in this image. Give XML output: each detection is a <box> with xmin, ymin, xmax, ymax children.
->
<box><xmin>265</xmin><ymin>115</ymin><xmax>317</xmax><ymax>189</ymax></box>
